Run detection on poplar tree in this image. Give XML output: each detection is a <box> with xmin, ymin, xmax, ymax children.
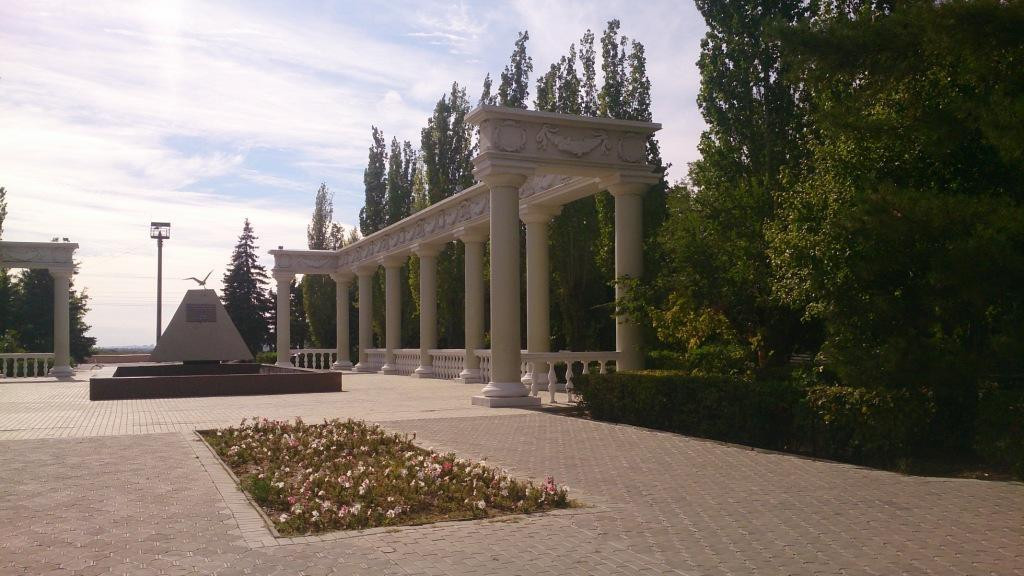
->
<box><xmin>478</xmin><ymin>73</ymin><xmax>497</xmax><ymax>106</ymax></box>
<box><xmin>359</xmin><ymin>127</ymin><xmax>388</xmax><ymax>235</ymax></box>
<box><xmin>498</xmin><ymin>31</ymin><xmax>533</xmax><ymax>109</ymax></box>
<box><xmin>302</xmin><ymin>184</ymin><xmax>343</xmax><ymax>348</ymax></box>
<box><xmin>221</xmin><ymin>219</ymin><xmax>274</xmax><ymax>354</ymax></box>
<box><xmin>579</xmin><ymin>30</ymin><xmax>599</xmax><ymax>117</ymax></box>
<box><xmin>534</xmin><ymin>63</ymin><xmax>559</xmax><ymax>112</ymax></box>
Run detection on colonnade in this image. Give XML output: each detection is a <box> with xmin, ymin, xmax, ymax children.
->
<box><xmin>271</xmin><ymin>175</ymin><xmax>650</xmax><ymax>407</ymax></box>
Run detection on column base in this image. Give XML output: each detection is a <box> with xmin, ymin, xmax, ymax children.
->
<box><xmin>456</xmin><ymin>368</ymin><xmax>482</xmax><ymax>384</ymax></box>
<box><xmin>381</xmin><ymin>364</ymin><xmax>399</xmax><ymax>375</ymax></box>
<box><xmin>354</xmin><ymin>362</ymin><xmax>377</xmax><ymax>373</ymax></box>
<box><xmin>49</xmin><ymin>365</ymin><xmax>74</xmax><ymax>380</ymax></box>
<box><xmin>331</xmin><ymin>361</ymin><xmax>353</xmax><ymax>371</ymax></box>
<box><xmin>412</xmin><ymin>365</ymin><xmax>435</xmax><ymax>378</ymax></box>
<box><xmin>471</xmin><ymin>395</ymin><xmax>542</xmax><ymax>408</ymax></box>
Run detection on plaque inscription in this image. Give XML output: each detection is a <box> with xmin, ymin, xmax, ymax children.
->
<box><xmin>186</xmin><ymin>303</ymin><xmax>216</xmax><ymax>323</ymax></box>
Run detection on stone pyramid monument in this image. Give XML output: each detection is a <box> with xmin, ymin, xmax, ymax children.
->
<box><xmin>150</xmin><ymin>289</ymin><xmax>253</xmax><ymax>362</ymax></box>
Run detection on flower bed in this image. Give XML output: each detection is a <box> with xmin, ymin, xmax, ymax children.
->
<box><xmin>201</xmin><ymin>417</ymin><xmax>571</xmax><ymax>535</ymax></box>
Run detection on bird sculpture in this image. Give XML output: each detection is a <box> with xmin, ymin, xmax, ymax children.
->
<box><xmin>184</xmin><ymin>270</ymin><xmax>213</xmax><ymax>287</ymax></box>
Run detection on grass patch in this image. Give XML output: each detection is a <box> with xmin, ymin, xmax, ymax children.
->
<box><xmin>201</xmin><ymin>417</ymin><xmax>573</xmax><ymax>535</ymax></box>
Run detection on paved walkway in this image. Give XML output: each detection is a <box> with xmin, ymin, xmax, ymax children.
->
<box><xmin>1</xmin><ymin>368</ymin><xmax>1022</xmax><ymax>575</ymax></box>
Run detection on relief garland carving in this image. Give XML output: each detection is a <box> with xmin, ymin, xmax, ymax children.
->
<box><xmin>536</xmin><ymin>124</ymin><xmax>611</xmax><ymax>157</ymax></box>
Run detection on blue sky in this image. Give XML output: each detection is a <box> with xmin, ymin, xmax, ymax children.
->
<box><xmin>0</xmin><ymin>0</ymin><xmax>707</xmax><ymax>346</ymax></box>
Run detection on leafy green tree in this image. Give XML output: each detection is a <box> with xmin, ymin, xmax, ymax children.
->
<box><xmin>221</xmin><ymin>219</ymin><xmax>274</xmax><ymax>354</ymax></box>
<box><xmin>419</xmin><ymin>83</ymin><xmax>476</xmax><ymax>346</ymax></box>
<box><xmin>302</xmin><ymin>184</ymin><xmax>344</xmax><ymax>348</ymax></box>
<box><xmin>478</xmin><ymin>73</ymin><xmax>497</xmax><ymax>106</ymax></box>
<box><xmin>534</xmin><ymin>63</ymin><xmax>559</xmax><ymax>112</ymax></box>
<box><xmin>769</xmin><ymin>0</ymin><xmax>1024</xmax><ymax>449</ymax></box>
<box><xmin>359</xmin><ymin>127</ymin><xmax>388</xmax><ymax>235</ymax></box>
<box><xmin>0</xmin><ymin>187</ymin><xmax>11</xmax><ymax>345</ymax></box>
<box><xmin>498</xmin><ymin>31</ymin><xmax>533</xmax><ymax>109</ymax></box>
<box><xmin>647</xmin><ymin>0</ymin><xmax>808</xmax><ymax>372</ymax></box>
<box><xmin>579</xmin><ymin>30</ymin><xmax>598</xmax><ymax>116</ymax></box>
<box><xmin>9</xmin><ymin>267</ymin><xmax>95</xmax><ymax>362</ymax></box>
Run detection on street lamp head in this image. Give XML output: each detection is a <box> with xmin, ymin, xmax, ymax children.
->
<box><xmin>150</xmin><ymin>222</ymin><xmax>171</xmax><ymax>240</ymax></box>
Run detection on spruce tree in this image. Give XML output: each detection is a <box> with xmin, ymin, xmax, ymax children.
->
<box><xmin>498</xmin><ymin>31</ymin><xmax>533</xmax><ymax>109</ymax></box>
<box><xmin>221</xmin><ymin>219</ymin><xmax>274</xmax><ymax>354</ymax></box>
<box><xmin>358</xmin><ymin>127</ymin><xmax>388</xmax><ymax>235</ymax></box>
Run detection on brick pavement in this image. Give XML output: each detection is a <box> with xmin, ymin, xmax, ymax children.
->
<box><xmin>1</xmin><ymin>372</ymin><xmax>1022</xmax><ymax>575</ymax></box>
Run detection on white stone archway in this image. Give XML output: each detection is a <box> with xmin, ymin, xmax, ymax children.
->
<box><xmin>271</xmin><ymin>106</ymin><xmax>661</xmax><ymax>407</ymax></box>
<box><xmin>0</xmin><ymin>240</ymin><xmax>79</xmax><ymax>379</ymax></box>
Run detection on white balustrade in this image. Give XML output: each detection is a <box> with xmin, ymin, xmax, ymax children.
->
<box><xmin>365</xmin><ymin>349</ymin><xmax>386</xmax><ymax>372</ymax></box>
<box><xmin>521</xmin><ymin>351</ymin><xmax>619</xmax><ymax>402</ymax></box>
<box><xmin>394</xmin><ymin>349</ymin><xmax>420</xmax><ymax>376</ymax></box>
<box><xmin>289</xmin><ymin>349</ymin><xmax>337</xmax><ymax>370</ymax></box>
<box><xmin>428</xmin><ymin>349</ymin><xmax>466</xmax><ymax>379</ymax></box>
<box><xmin>474</xmin><ymin>349</ymin><xmax>492</xmax><ymax>383</ymax></box>
<box><xmin>0</xmin><ymin>353</ymin><xmax>56</xmax><ymax>379</ymax></box>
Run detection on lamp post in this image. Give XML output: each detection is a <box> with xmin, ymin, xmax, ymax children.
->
<box><xmin>150</xmin><ymin>222</ymin><xmax>171</xmax><ymax>343</ymax></box>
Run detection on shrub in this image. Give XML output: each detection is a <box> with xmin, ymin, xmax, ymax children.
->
<box><xmin>575</xmin><ymin>371</ymin><xmax>805</xmax><ymax>451</ymax></box>
<box><xmin>975</xmin><ymin>385</ymin><xmax>1024</xmax><ymax>478</ymax></box>
<box><xmin>255</xmin><ymin>351</ymin><xmax>278</xmax><ymax>365</ymax></box>
<box><xmin>803</xmin><ymin>385</ymin><xmax>935</xmax><ymax>465</ymax></box>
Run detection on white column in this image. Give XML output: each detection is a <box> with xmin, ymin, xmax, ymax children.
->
<box><xmin>49</xmin><ymin>268</ymin><xmax>74</xmax><ymax>379</ymax></box>
<box><xmin>330</xmin><ymin>272</ymin><xmax>353</xmax><ymax>370</ymax></box>
<box><xmin>273</xmin><ymin>271</ymin><xmax>294</xmax><ymax>367</ymax></box>
<box><xmin>521</xmin><ymin>207</ymin><xmax>559</xmax><ymax>392</ymax></box>
<box><xmin>457</xmin><ymin>230</ymin><xmax>486</xmax><ymax>383</ymax></box>
<box><xmin>380</xmin><ymin>257</ymin><xmax>404</xmax><ymax>375</ymax></box>
<box><xmin>473</xmin><ymin>173</ymin><xmax>540</xmax><ymax>407</ymax></box>
<box><xmin>354</xmin><ymin>267</ymin><xmax>375</xmax><ymax>372</ymax></box>
<box><xmin>608</xmin><ymin>180</ymin><xmax>649</xmax><ymax>371</ymax></box>
<box><xmin>413</xmin><ymin>244</ymin><xmax>440</xmax><ymax>378</ymax></box>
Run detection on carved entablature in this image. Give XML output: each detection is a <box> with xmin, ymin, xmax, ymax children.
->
<box><xmin>468</xmin><ymin>106</ymin><xmax>661</xmax><ymax>177</ymax></box>
<box><xmin>269</xmin><ymin>249</ymin><xmax>339</xmax><ymax>275</ymax></box>
<box><xmin>0</xmin><ymin>241</ymin><xmax>78</xmax><ymax>271</ymax></box>
<box><xmin>337</xmin><ymin>183</ymin><xmax>491</xmax><ymax>270</ymax></box>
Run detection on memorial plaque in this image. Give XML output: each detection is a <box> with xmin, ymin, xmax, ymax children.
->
<box><xmin>186</xmin><ymin>303</ymin><xmax>216</xmax><ymax>323</ymax></box>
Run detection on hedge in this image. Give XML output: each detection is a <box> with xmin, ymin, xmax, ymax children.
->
<box><xmin>575</xmin><ymin>371</ymin><xmax>1021</xmax><ymax>475</ymax></box>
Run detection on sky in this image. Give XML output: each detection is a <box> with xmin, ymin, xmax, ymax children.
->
<box><xmin>0</xmin><ymin>0</ymin><xmax>707</xmax><ymax>347</ymax></box>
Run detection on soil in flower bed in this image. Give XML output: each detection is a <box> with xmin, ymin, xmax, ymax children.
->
<box><xmin>200</xmin><ymin>417</ymin><xmax>573</xmax><ymax>535</ymax></box>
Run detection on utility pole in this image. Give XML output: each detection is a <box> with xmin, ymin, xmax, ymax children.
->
<box><xmin>150</xmin><ymin>222</ymin><xmax>171</xmax><ymax>342</ymax></box>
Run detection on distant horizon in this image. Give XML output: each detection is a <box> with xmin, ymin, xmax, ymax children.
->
<box><xmin>1</xmin><ymin>0</ymin><xmax>707</xmax><ymax>346</ymax></box>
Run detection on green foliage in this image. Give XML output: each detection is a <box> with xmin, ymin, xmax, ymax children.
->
<box><xmin>803</xmin><ymin>385</ymin><xmax>935</xmax><ymax>465</ymax></box>
<box><xmin>221</xmin><ymin>219</ymin><xmax>274</xmax><ymax>354</ymax></box>
<box><xmin>358</xmin><ymin>127</ymin><xmax>388</xmax><ymax>235</ymax></box>
<box><xmin>575</xmin><ymin>371</ymin><xmax>805</xmax><ymax>450</ymax></box>
<box><xmin>974</xmin><ymin>384</ymin><xmax>1024</xmax><ymax>478</ymax></box>
<box><xmin>0</xmin><ymin>186</ymin><xmax>7</xmax><ymax>238</ymax></box>
<box><xmin>498</xmin><ymin>31</ymin><xmax>532</xmax><ymax>109</ymax></box>
<box><xmin>302</xmin><ymin>184</ymin><xmax>343</xmax><ymax>348</ymax></box>
<box><xmin>769</xmin><ymin>1</ymin><xmax>1024</xmax><ymax>418</ymax></box>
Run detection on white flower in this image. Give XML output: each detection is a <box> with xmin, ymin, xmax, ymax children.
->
<box><xmin>279</xmin><ymin>513</ymin><xmax>289</xmax><ymax>522</ymax></box>
<box><xmin>476</xmin><ymin>500</ymin><xmax>487</xmax><ymax>510</ymax></box>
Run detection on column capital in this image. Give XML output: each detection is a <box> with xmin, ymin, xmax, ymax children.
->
<box><xmin>48</xmin><ymin>267</ymin><xmax>75</xmax><ymax>280</ymax></box>
<box><xmin>330</xmin><ymin>271</ymin><xmax>354</xmax><ymax>284</ymax></box>
<box><xmin>272</xmin><ymin>270</ymin><xmax>294</xmax><ymax>283</ymax></box>
<box><xmin>379</xmin><ymin>254</ymin><xmax>406</xmax><ymax>268</ymax></box>
<box><xmin>600</xmin><ymin>172</ymin><xmax>660</xmax><ymax>197</ymax></box>
<box><xmin>413</xmin><ymin>243</ymin><xmax>443</xmax><ymax>258</ymax></box>
<box><xmin>354</xmin><ymin>264</ymin><xmax>377</xmax><ymax>277</ymax></box>
<box><xmin>454</xmin><ymin>226</ymin><xmax>488</xmax><ymax>243</ymax></box>
<box><xmin>520</xmin><ymin>205</ymin><xmax>562</xmax><ymax>224</ymax></box>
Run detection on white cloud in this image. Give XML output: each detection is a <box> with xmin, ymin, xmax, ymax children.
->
<box><xmin>0</xmin><ymin>0</ymin><xmax>708</xmax><ymax>345</ymax></box>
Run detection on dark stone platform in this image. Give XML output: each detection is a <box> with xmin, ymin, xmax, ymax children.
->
<box><xmin>89</xmin><ymin>363</ymin><xmax>341</xmax><ymax>401</ymax></box>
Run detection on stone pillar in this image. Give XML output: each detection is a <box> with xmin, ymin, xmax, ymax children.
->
<box><xmin>457</xmin><ymin>230</ymin><xmax>486</xmax><ymax>384</ymax></box>
<box><xmin>413</xmin><ymin>244</ymin><xmax>440</xmax><ymax>378</ymax></box>
<box><xmin>473</xmin><ymin>174</ymin><xmax>540</xmax><ymax>407</ymax></box>
<box><xmin>49</xmin><ymin>267</ymin><xmax>74</xmax><ymax>380</ymax></box>
<box><xmin>380</xmin><ymin>257</ymin><xmax>403</xmax><ymax>375</ymax></box>
<box><xmin>273</xmin><ymin>271</ymin><xmax>294</xmax><ymax>368</ymax></box>
<box><xmin>521</xmin><ymin>207</ymin><xmax>559</xmax><ymax>392</ymax></box>
<box><xmin>330</xmin><ymin>272</ymin><xmax>353</xmax><ymax>370</ymax></box>
<box><xmin>354</xmin><ymin>267</ymin><xmax>375</xmax><ymax>372</ymax></box>
<box><xmin>608</xmin><ymin>180</ymin><xmax>649</xmax><ymax>371</ymax></box>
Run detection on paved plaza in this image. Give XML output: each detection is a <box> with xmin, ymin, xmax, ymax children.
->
<box><xmin>1</xmin><ymin>369</ymin><xmax>1022</xmax><ymax>575</ymax></box>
